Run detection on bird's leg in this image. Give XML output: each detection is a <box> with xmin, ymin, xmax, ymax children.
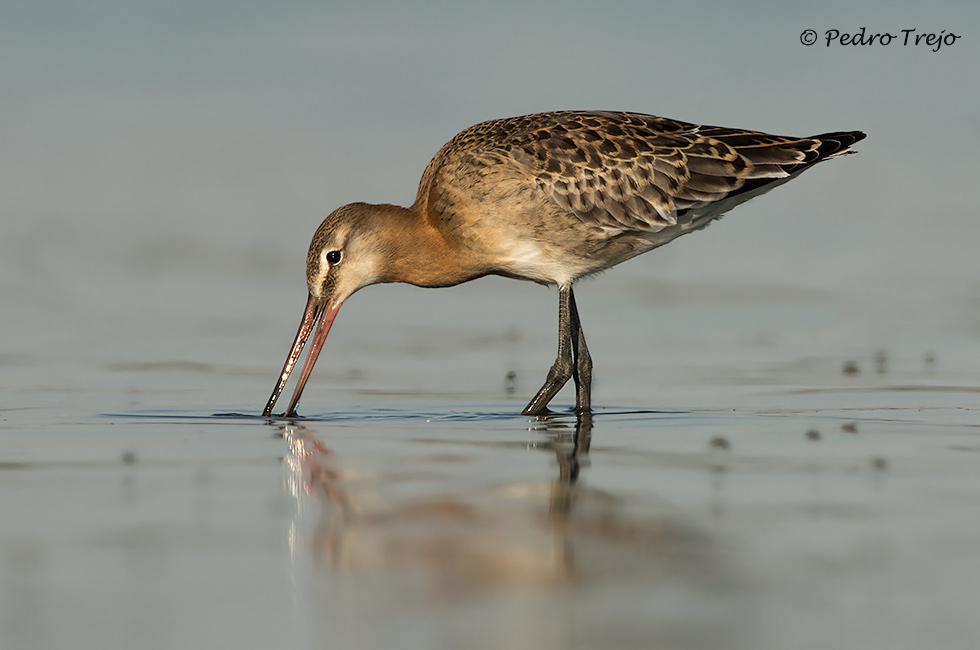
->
<box><xmin>567</xmin><ymin>288</ymin><xmax>593</xmax><ymax>414</ymax></box>
<box><xmin>523</xmin><ymin>285</ymin><xmax>576</xmax><ymax>416</ymax></box>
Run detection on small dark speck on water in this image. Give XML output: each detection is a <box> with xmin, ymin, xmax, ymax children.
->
<box><xmin>709</xmin><ymin>436</ymin><xmax>730</xmax><ymax>450</ymax></box>
<box><xmin>121</xmin><ymin>450</ymin><xmax>137</xmax><ymax>465</ymax></box>
<box><xmin>505</xmin><ymin>370</ymin><xmax>517</xmax><ymax>394</ymax></box>
<box><xmin>874</xmin><ymin>350</ymin><xmax>888</xmax><ymax>374</ymax></box>
<box><xmin>806</xmin><ymin>429</ymin><xmax>821</xmax><ymax>441</ymax></box>
<box><xmin>924</xmin><ymin>351</ymin><xmax>937</xmax><ymax>368</ymax></box>
<box><xmin>842</xmin><ymin>360</ymin><xmax>860</xmax><ymax>376</ymax></box>
<box><xmin>872</xmin><ymin>456</ymin><xmax>888</xmax><ymax>471</ymax></box>
<box><xmin>842</xmin><ymin>422</ymin><xmax>858</xmax><ymax>434</ymax></box>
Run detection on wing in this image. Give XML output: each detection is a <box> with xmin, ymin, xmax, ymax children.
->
<box><xmin>422</xmin><ymin>111</ymin><xmax>865</xmax><ymax>234</ymax></box>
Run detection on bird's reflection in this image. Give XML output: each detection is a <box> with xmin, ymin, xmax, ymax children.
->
<box><xmin>275</xmin><ymin>411</ymin><xmax>700</xmax><ymax>599</ymax></box>
<box><xmin>534</xmin><ymin>412</ymin><xmax>592</xmax><ymax>580</ymax></box>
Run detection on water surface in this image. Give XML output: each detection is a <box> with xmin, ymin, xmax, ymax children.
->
<box><xmin>4</xmin><ymin>267</ymin><xmax>980</xmax><ymax>649</ymax></box>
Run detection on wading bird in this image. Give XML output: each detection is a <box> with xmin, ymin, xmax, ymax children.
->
<box><xmin>262</xmin><ymin>111</ymin><xmax>864</xmax><ymax>417</ymax></box>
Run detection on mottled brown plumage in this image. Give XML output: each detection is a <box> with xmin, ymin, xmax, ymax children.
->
<box><xmin>262</xmin><ymin>111</ymin><xmax>865</xmax><ymax>418</ymax></box>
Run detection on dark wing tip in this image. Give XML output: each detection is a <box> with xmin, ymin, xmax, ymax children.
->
<box><xmin>810</xmin><ymin>130</ymin><xmax>867</xmax><ymax>159</ymax></box>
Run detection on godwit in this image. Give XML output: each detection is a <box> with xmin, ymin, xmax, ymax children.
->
<box><xmin>262</xmin><ymin>111</ymin><xmax>865</xmax><ymax>417</ymax></box>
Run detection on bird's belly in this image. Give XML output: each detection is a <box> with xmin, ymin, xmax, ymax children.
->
<box><xmin>491</xmin><ymin>240</ymin><xmax>591</xmax><ymax>285</ymax></box>
<box><xmin>489</xmin><ymin>229</ymin><xmax>659</xmax><ymax>286</ymax></box>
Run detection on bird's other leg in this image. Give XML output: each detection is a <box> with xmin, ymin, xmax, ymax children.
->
<box><xmin>567</xmin><ymin>288</ymin><xmax>593</xmax><ymax>414</ymax></box>
<box><xmin>523</xmin><ymin>285</ymin><xmax>575</xmax><ymax>416</ymax></box>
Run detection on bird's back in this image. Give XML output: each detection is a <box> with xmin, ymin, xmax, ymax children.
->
<box><xmin>414</xmin><ymin>111</ymin><xmax>865</xmax><ymax>237</ymax></box>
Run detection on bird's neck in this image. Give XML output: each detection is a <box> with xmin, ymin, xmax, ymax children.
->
<box><xmin>372</xmin><ymin>204</ymin><xmax>482</xmax><ymax>288</ymax></box>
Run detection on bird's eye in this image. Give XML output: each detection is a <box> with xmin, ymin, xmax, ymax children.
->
<box><xmin>326</xmin><ymin>250</ymin><xmax>342</xmax><ymax>265</ymax></box>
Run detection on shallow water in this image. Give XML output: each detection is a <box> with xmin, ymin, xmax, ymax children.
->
<box><xmin>4</xmin><ymin>262</ymin><xmax>980</xmax><ymax>650</ymax></box>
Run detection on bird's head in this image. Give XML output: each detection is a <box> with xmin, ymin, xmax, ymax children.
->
<box><xmin>262</xmin><ymin>203</ymin><xmax>389</xmax><ymax>417</ymax></box>
<box><xmin>305</xmin><ymin>203</ymin><xmax>389</xmax><ymax>309</ymax></box>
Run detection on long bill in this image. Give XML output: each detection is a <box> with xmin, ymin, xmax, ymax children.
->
<box><xmin>261</xmin><ymin>294</ymin><xmax>342</xmax><ymax>417</ymax></box>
